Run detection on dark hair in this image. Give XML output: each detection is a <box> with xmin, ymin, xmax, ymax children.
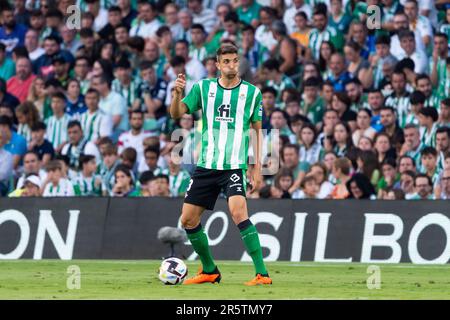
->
<box><xmin>85</xmin><ymin>88</ymin><xmax>100</xmax><ymax>97</ymax></box>
<box><xmin>139</xmin><ymin>60</ymin><xmax>154</xmax><ymax>71</ymax></box>
<box><xmin>191</xmin><ymin>23</ymin><xmax>206</xmax><ymax>33</ymax></box>
<box><xmin>242</xmin><ymin>24</ymin><xmax>255</xmax><ymax>33</ymax></box>
<box><xmin>299</xmin><ymin>122</ymin><xmax>318</xmax><ymax>146</ymax></box>
<box><xmin>318</xmin><ymin>41</ymin><xmax>336</xmax><ymax>72</ymax></box>
<box><xmin>358</xmin><ymin>150</ymin><xmax>379</xmax><ymax>180</ymax></box>
<box><xmin>420</xmin><ymin>146</ymin><xmax>438</xmax><ymax>158</ymax></box>
<box><xmin>418</xmin><ymin>107</ymin><xmax>438</xmax><ymax>122</ymax></box>
<box><xmin>344</xmin><ymin>40</ymin><xmax>361</xmax><ymax>52</ymax></box>
<box><xmin>144</xmin><ymin>145</ymin><xmax>160</xmax><ymax>158</ymax></box>
<box><xmin>410</xmin><ymin>90</ymin><xmax>426</xmax><ymax>105</ymax></box>
<box><xmin>414</xmin><ymin>173</ymin><xmax>432</xmax><ymax>187</ymax></box>
<box><xmin>346</xmin><ymin>173</ymin><xmax>376</xmax><ymax>199</ymax></box>
<box><xmin>170</xmin><ymin>55</ymin><xmax>186</xmax><ymax>67</ymax></box>
<box><xmin>398</xmin><ymin>29</ymin><xmax>415</xmax><ymax>40</ymax></box>
<box><xmin>13</xmin><ymin>46</ymin><xmax>29</xmax><ymax>59</ymax></box>
<box><xmin>436</xmin><ymin>127</ymin><xmax>450</xmax><ymax>139</ymax></box>
<box><xmin>79</xmin><ymin>154</ymin><xmax>96</xmax><ymax>168</ymax></box>
<box><xmin>216</xmin><ymin>43</ymin><xmax>238</xmax><ymax>58</ymax></box>
<box><xmin>303</xmin><ymin>76</ymin><xmax>321</xmax><ymax>88</ymax></box>
<box><xmin>262</xmin><ymin>58</ymin><xmax>280</xmax><ymax>71</ymax></box>
<box><xmin>441</xmin><ymin>98</ymin><xmax>450</xmax><ymax>108</ymax></box>
<box><xmin>375</xmin><ymin>34</ymin><xmax>391</xmax><ymax>46</ymax></box>
<box><xmin>415</xmin><ymin>73</ymin><xmax>431</xmax><ymax>85</ymax></box>
<box><xmin>31</xmin><ymin>121</ymin><xmax>46</xmax><ymax>131</ymax></box>
<box><xmin>155</xmin><ymin>173</ymin><xmax>170</xmax><ymax>184</ymax></box>
<box><xmin>398</xmin><ymin>155</ymin><xmax>416</xmax><ymax>168</ymax></box>
<box><xmin>156</xmin><ymin>25</ymin><xmax>171</xmax><ymax>37</ymax></box>
<box><xmin>51</xmin><ymin>91</ymin><xmax>66</xmax><ymax>101</ymax></box>
<box><xmin>68</xmin><ymin>120</ymin><xmax>82</xmax><ymax>130</ymax></box>
<box><xmin>114</xmin><ymin>164</ymin><xmax>134</xmax><ymax>185</ymax></box>
<box><xmin>127</xmin><ymin>36</ymin><xmax>146</xmax><ymax>52</ymax></box>
<box><xmin>261</xmin><ymin>86</ymin><xmax>277</xmax><ymax>96</ymax></box>
<box><xmin>224</xmin><ymin>11</ymin><xmax>239</xmax><ymax>23</ymax></box>
<box><xmin>139</xmin><ymin>170</ymin><xmax>155</xmax><ymax>185</ymax></box>
<box><xmin>0</xmin><ymin>115</ymin><xmax>12</xmax><ymax>129</ymax></box>
<box><xmin>108</xmin><ymin>5</ymin><xmax>121</xmax><ymax>13</ymax></box>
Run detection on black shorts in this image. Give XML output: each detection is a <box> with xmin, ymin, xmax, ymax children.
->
<box><xmin>184</xmin><ymin>167</ymin><xmax>247</xmax><ymax>210</ymax></box>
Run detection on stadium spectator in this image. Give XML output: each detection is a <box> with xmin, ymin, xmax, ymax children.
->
<box><xmin>16</xmin><ymin>151</ymin><xmax>47</xmax><ymax>189</ymax></box>
<box><xmin>61</xmin><ymin>120</ymin><xmax>101</xmax><ymax>171</ymax></box>
<box><xmin>21</xmin><ymin>174</ymin><xmax>42</xmax><ymax>197</ymax></box>
<box><xmin>346</xmin><ymin>173</ymin><xmax>377</xmax><ymax>199</ymax></box>
<box><xmin>111</xmin><ymin>163</ymin><xmax>138</xmax><ymax>197</ymax></box>
<box><xmin>411</xmin><ymin>173</ymin><xmax>434</xmax><ymax>199</ymax></box>
<box><xmin>7</xmin><ymin>57</ymin><xmax>36</xmax><ymax>103</ymax></box>
<box><xmin>29</xmin><ymin>121</ymin><xmax>54</xmax><ymax>165</ymax></box>
<box><xmin>436</xmin><ymin>168</ymin><xmax>450</xmax><ymax>199</ymax></box>
<box><xmin>328</xmin><ymin>157</ymin><xmax>352</xmax><ymax>199</ymax></box>
<box><xmin>42</xmin><ymin>159</ymin><xmax>76</xmax><ymax>196</ymax></box>
<box><xmin>0</xmin><ymin>115</ymin><xmax>27</xmax><ymax>170</ymax></box>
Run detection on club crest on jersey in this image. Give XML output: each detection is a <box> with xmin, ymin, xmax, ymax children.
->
<box><xmin>215</xmin><ymin>104</ymin><xmax>234</xmax><ymax>122</ymax></box>
<box><xmin>239</xmin><ymin>93</ymin><xmax>246</xmax><ymax>100</ymax></box>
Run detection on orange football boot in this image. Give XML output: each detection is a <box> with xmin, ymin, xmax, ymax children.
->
<box><xmin>244</xmin><ymin>274</ymin><xmax>273</xmax><ymax>286</ymax></box>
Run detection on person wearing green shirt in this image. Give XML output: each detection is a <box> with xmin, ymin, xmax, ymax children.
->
<box><xmin>430</xmin><ymin>33</ymin><xmax>448</xmax><ymax>100</ymax></box>
<box><xmin>308</xmin><ymin>8</ymin><xmax>344</xmax><ymax>60</ymax></box>
<box><xmin>0</xmin><ymin>43</ymin><xmax>15</xmax><ymax>81</ymax></box>
<box><xmin>301</xmin><ymin>76</ymin><xmax>325</xmax><ymax>125</ymax></box>
<box><xmin>261</xmin><ymin>58</ymin><xmax>295</xmax><ymax>104</ymax></box>
<box><xmin>169</xmin><ymin>43</ymin><xmax>271</xmax><ymax>286</ymax></box>
<box><xmin>189</xmin><ymin>24</ymin><xmax>215</xmax><ymax>63</ymax></box>
<box><xmin>236</xmin><ymin>0</ymin><xmax>261</xmax><ymax>27</ymax></box>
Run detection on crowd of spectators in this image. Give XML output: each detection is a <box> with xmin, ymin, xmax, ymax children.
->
<box><xmin>0</xmin><ymin>0</ymin><xmax>449</xmax><ymax>200</ymax></box>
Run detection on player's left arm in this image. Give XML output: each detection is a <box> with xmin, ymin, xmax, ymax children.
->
<box><xmin>250</xmin><ymin>120</ymin><xmax>263</xmax><ymax>193</ymax></box>
<box><xmin>250</xmin><ymin>89</ymin><xmax>264</xmax><ymax>193</ymax></box>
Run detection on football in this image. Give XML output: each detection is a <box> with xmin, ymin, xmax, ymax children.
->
<box><xmin>158</xmin><ymin>257</ymin><xmax>188</xmax><ymax>285</ymax></box>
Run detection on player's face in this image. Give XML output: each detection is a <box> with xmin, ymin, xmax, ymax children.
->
<box><xmin>216</xmin><ymin>53</ymin><xmax>239</xmax><ymax>80</ymax></box>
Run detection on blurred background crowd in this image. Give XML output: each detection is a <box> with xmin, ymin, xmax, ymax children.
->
<box><xmin>0</xmin><ymin>0</ymin><xmax>449</xmax><ymax>199</ymax></box>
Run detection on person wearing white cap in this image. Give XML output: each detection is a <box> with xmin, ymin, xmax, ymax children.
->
<box><xmin>22</xmin><ymin>174</ymin><xmax>42</xmax><ymax>197</ymax></box>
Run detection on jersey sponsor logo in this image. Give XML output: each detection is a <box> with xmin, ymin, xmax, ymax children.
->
<box><xmin>230</xmin><ymin>173</ymin><xmax>240</xmax><ymax>183</ymax></box>
<box><xmin>215</xmin><ymin>104</ymin><xmax>234</xmax><ymax>122</ymax></box>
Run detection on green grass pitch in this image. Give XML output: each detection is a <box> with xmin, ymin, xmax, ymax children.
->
<box><xmin>0</xmin><ymin>260</ymin><xmax>449</xmax><ymax>300</ymax></box>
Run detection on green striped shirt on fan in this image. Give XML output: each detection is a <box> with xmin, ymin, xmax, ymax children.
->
<box><xmin>182</xmin><ymin>78</ymin><xmax>263</xmax><ymax>170</ymax></box>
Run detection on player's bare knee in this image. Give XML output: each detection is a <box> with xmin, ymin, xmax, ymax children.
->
<box><xmin>230</xmin><ymin>208</ymin><xmax>248</xmax><ymax>225</ymax></box>
<box><xmin>180</xmin><ymin>214</ymin><xmax>199</xmax><ymax>229</ymax></box>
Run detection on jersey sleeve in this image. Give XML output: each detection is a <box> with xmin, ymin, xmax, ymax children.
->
<box><xmin>251</xmin><ymin>90</ymin><xmax>263</xmax><ymax>123</ymax></box>
<box><xmin>182</xmin><ymin>82</ymin><xmax>202</xmax><ymax>114</ymax></box>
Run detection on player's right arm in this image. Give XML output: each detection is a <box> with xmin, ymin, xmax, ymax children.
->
<box><xmin>169</xmin><ymin>74</ymin><xmax>188</xmax><ymax>119</ymax></box>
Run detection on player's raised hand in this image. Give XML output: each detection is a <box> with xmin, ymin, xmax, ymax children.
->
<box><xmin>174</xmin><ymin>73</ymin><xmax>186</xmax><ymax>95</ymax></box>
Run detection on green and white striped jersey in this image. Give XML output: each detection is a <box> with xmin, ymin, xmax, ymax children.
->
<box><xmin>385</xmin><ymin>93</ymin><xmax>410</xmax><ymax>129</ymax></box>
<box><xmin>112</xmin><ymin>78</ymin><xmax>141</xmax><ymax>109</ymax></box>
<box><xmin>182</xmin><ymin>78</ymin><xmax>263</xmax><ymax>170</ymax></box>
<box><xmin>17</xmin><ymin>123</ymin><xmax>32</xmax><ymax>143</ymax></box>
<box><xmin>429</xmin><ymin>58</ymin><xmax>448</xmax><ymax>100</ymax></box>
<box><xmin>420</xmin><ymin>123</ymin><xmax>438</xmax><ymax>148</ymax></box>
<box><xmin>158</xmin><ymin>168</ymin><xmax>191</xmax><ymax>197</ymax></box>
<box><xmin>309</xmin><ymin>26</ymin><xmax>342</xmax><ymax>60</ymax></box>
<box><xmin>72</xmin><ymin>173</ymin><xmax>102</xmax><ymax>196</ymax></box>
<box><xmin>45</xmin><ymin>114</ymin><xmax>71</xmax><ymax>150</ymax></box>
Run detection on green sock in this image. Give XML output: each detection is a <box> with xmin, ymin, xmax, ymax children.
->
<box><xmin>240</xmin><ymin>224</ymin><xmax>268</xmax><ymax>276</ymax></box>
<box><xmin>186</xmin><ymin>225</ymin><xmax>216</xmax><ymax>273</ymax></box>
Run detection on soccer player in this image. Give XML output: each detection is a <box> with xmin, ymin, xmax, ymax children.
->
<box><xmin>169</xmin><ymin>43</ymin><xmax>271</xmax><ymax>286</ymax></box>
